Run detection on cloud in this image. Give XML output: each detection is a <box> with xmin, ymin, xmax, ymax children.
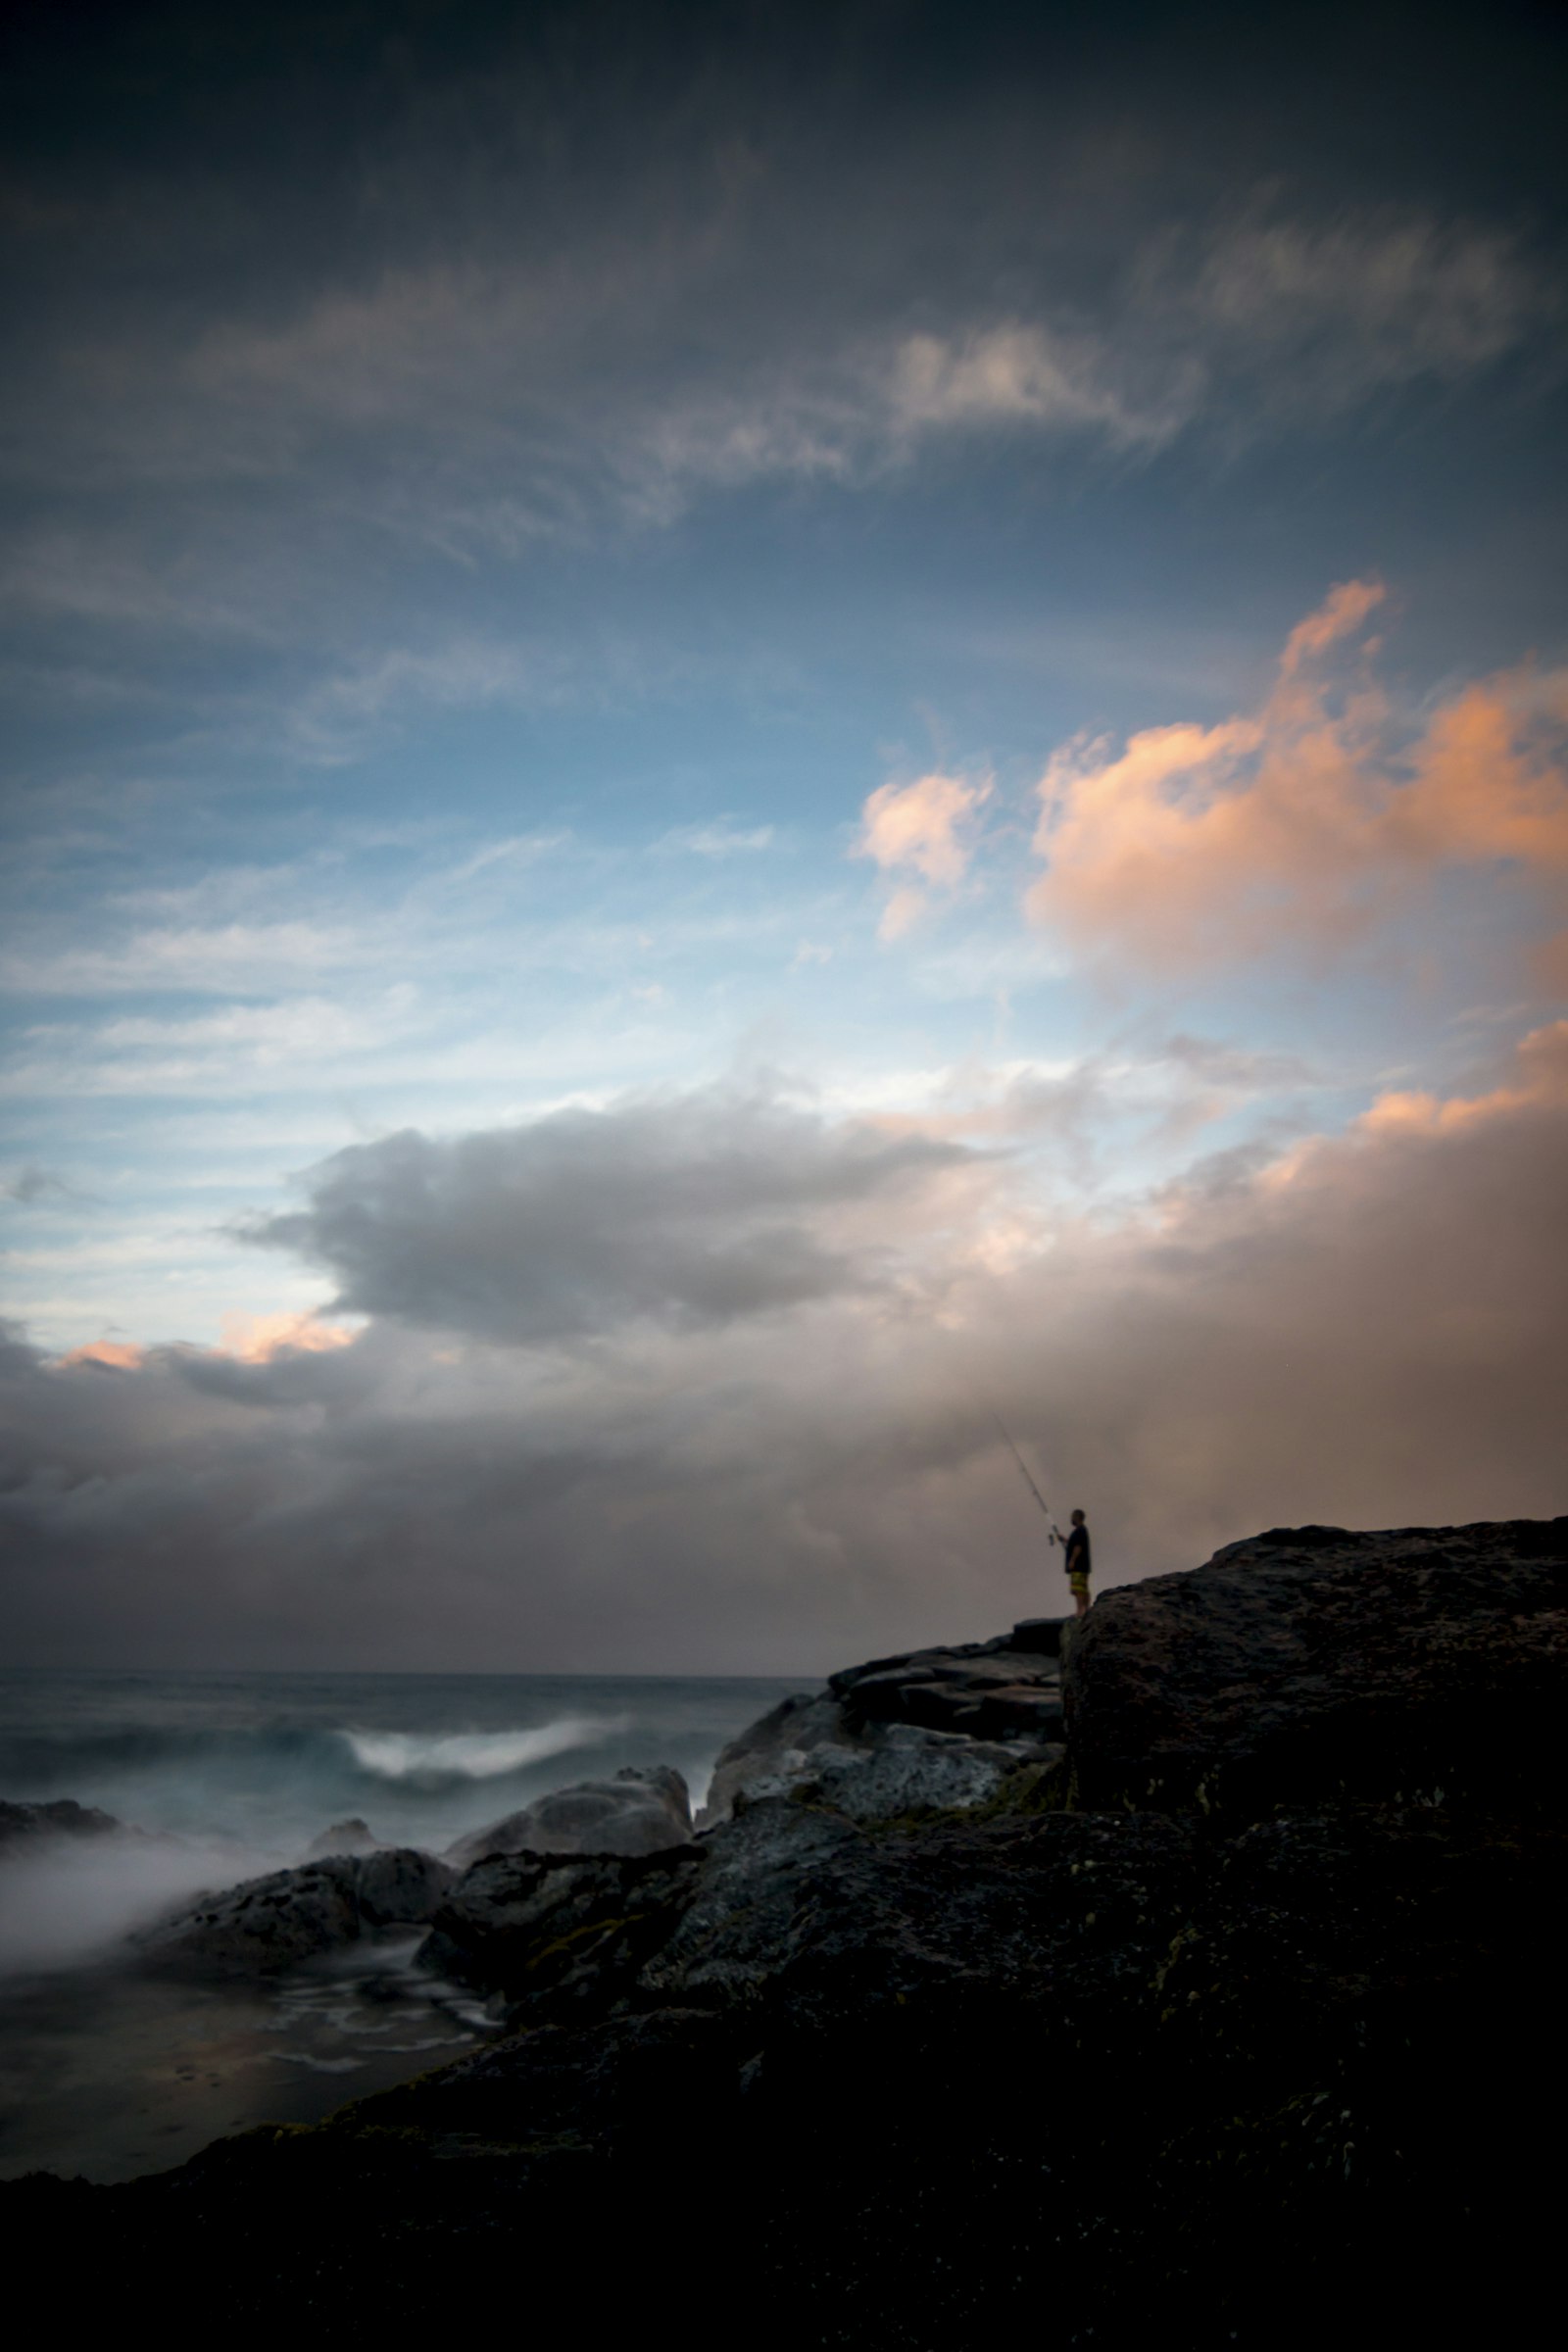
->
<box><xmin>216</xmin><ymin>1310</ymin><xmax>358</xmax><ymax>1364</ymax></box>
<box><xmin>2</xmin><ymin>922</ymin><xmax>368</xmax><ymax>999</ymax></box>
<box><xmin>857</xmin><ymin>772</ymin><xmax>993</xmax><ymax>939</ymax></box>
<box><xmin>661</xmin><ymin>822</ymin><xmax>776</xmax><ymax>858</ymax></box>
<box><xmin>4</xmin><ymin>1165</ymin><xmax>79</xmax><ymax>1205</ymax></box>
<box><xmin>55</xmin><ymin>1339</ymin><xmax>146</xmax><ymax>1372</ymax></box>
<box><xmin>0</xmin><ymin>1024</ymin><xmax>1563</xmax><ymax>1671</ymax></box>
<box><xmin>241</xmin><ymin>1087</ymin><xmax>979</xmax><ymax>1345</ymax></box>
<box><xmin>1029</xmin><ymin>582</ymin><xmax>1568</xmax><ymax>971</ymax></box>
<box><xmin>8</xmin><ymin>45</ymin><xmax>1558</xmax><ymax>660</ymax></box>
<box><xmin>887</xmin><ymin>324</ymin><xmax>1185</xmax><ymax>445</ymax></box>
<box><xmin>1172</xmin><ymin>213</ymin><xmax>1553</xmax><ymax>412</ymax></box>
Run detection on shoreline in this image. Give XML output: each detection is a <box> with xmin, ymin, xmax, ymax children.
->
<box><xmin>4</xmin><ymin>1516</ymin><xmax>1564</xmax><ymax>2345</ymax></box>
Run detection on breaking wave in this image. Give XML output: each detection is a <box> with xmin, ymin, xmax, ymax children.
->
<box><xmin>339</xmin><ymin>1717</ymin><xmax>627</xmax><ymax>1786</ymax></box>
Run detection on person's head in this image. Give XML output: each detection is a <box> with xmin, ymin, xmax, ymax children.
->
<box><xmin>1071</xmin><ymin>1508</ymin><xmax>1085</xmax><ymax>1526</ymax></box>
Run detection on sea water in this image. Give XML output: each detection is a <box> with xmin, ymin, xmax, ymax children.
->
<box><xmin>0</xmin><ymin>1666</ymin><xmax>807</xmax><ymax>2181</ymax></box>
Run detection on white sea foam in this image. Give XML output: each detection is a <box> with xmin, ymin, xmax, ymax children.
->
<box><xmin>339</xmin><ymin>1716</ymin><xmax>626</xmax><ymax>1784</ymax></box>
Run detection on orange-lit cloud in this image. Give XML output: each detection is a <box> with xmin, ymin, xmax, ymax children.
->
<box><xmin>54</xmin><ymin>1316</ymin><xmax>358</xmax><ymax>1373</ymax></box>
<box><xmin>1278</xmin><ymin>577</ymin><xmax>1386</xmax><ymax>673</ymax></box>
<box><xmin>1028</xmin><ymin>581</ymin><xmax>1568</xmax><ymax>971</ymax></box>
<box><xmin>1355</xmin><ymin>1016</ymin><xmax>1568</xmax><ymax>1139</ymax></box>
<box><xmin>857</xmin><ymin>770</ymin><xmax>992</xmax><ymax>939</ymax></box>
<box><xmin>58</xmin><ymin>1339</ymin><xmax>147</xmax><ymax>1372</ymax></box>
<box><xmin>217</xmin><ymin>1310</ymin><xmax>358</xmax><ymax>1363</ymax></box>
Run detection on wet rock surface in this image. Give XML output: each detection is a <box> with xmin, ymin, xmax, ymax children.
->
<box><xmin>696</xmin><ymin>1622</ymin><xmax>1064</xmax><ymax>1828</ymax></box>
<box><xmin>11</xmin><ymin>1521</ymin><xmax>1565</xmax><ymax>2347</ymax></box>
<box><xmin>444</xmin><ymin>1763</ymin><xmax>693</xmax><ymax>1869</ymax></box>
<box><xmin>134</xmin><ymin>1849</ymin><xmax>455</xmax><ymax>1975</ymax></box>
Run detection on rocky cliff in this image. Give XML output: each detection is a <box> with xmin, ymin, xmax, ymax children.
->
<box><xmin>8</xmin><ymin>1518</ymin><xmax>1564</xmax><ymax>2347</ymax></box>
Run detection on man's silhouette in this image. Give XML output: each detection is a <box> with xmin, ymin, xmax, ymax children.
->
<box><xmin>1055</xmin><ymin>1508</ymin><xmax>1092</xmax><ymax>1618</ymax></box>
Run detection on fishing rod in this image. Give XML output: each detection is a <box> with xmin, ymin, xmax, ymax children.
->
<box><xmin>990</xmin><ymin>1410</ymin><xmax>1057</xmax><ymax>1543</ymax></box>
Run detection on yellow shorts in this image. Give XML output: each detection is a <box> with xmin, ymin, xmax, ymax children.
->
<box><xmin>1069</xmin><ymin>1572</ymin><xmax>1090</xmax><ymax>1596</ymax></box>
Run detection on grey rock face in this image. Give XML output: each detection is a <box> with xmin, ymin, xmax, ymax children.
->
<box><xmin>1064</xmin><ymin>1517</ymin><xmax>1568</xmax><ymax>1811</ymax></box>
<box><xmin>134</xmin><ymin>1847</ymin><xmax>454</xmax><ymax>1975</ymax></box>
<box><xmin>695</xmin><ymin>1690</ymin><xmax>858</xmax><ymax>1829</ymax></box>
<box><xmin>805</xmin><ymin>1722</ymin><xmax>1057</xmax><ymax>1822</ymax></box>
<box><xmin>444</xmin><ymin>1764</ymin><xmax>693</xmax><ymax>1870</ymax></box>
<box><xmin>697</xmin><ymin>1645</ymin><xmax>1061</xmax><ymax>1829</ymax></box>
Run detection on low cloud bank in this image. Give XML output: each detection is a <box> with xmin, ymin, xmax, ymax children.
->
<box><xmin>243</xmin><ymin>1090</ymin><xmax>976</xmax><ymax>1343</ymax></box>
<box><xmin>3</xmin><ymin>1036</ymin><xmax>1563</xmax><ymax>1674</ymax></box>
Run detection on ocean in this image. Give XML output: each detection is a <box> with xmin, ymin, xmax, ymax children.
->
<box><xmin>0</xmin><ymin>1666</ymin><xmax>808</xmax><ymax>2182</ymax></box>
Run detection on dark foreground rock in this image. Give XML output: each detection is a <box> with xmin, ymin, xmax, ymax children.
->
<box><xmin>1064</xmin><ymin>1518</ymin><xmax>1568</xmax><ymax>1811</ymax></box>
<box><xmin>9</xmin><ymin>1519</ymin><xmax>1565</xmax><ymax>2348</ymax></box>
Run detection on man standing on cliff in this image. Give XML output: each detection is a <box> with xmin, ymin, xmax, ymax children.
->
<box><xmin>1055</xmin><ymin>1509</ymin><xmax>1092</xmax><ymax>1617</ymax></box>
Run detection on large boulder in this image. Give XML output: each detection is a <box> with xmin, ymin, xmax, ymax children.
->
<box><xmin>444</xmin><ymin>1764</ymin><xmax>693</xmax><ymax>1870</ymax></box>
<box><xmin>134</xmin><ymin>1847</ymin><xmax>453</xmax><ymax>1975</ymax></box>
<box><xmin>420</xmin><ymin>1843</ymin><xmax>703</xmax><ymax>2011</ymax></box>
<box><xmin>1064</xmin><ymin>1518</ymin><xmax>1568</xmax><ymax>1812</ymax></box>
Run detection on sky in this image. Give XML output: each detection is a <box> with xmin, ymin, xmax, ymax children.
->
<box><xmin>1</xmin><ymin>0</ymin><xmax>1565</xmax><ymax>1670</ymax></box>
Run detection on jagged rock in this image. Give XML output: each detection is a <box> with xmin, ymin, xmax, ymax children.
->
<box><xmin>832</xmin><ymin>1642</ymin><xmax>1062</xmax><ymax>1742</ymax></box>
<box><xmin>1065</xmin><ymin>1517</ymin><xmax>1568</xmax><ymax>1812</ymax></box>
<box><xmin>698</xmin><ymin>1659</ymin><xmax>1058</xmax><ymax>1829</ymax></box>
<box><xmin>0</xmin><ymin>1797</ymin><xmax>123</xmax><ymax>1851</ymax></box>
<box><xmin>696</xmin><ymin>1690</ymin><xmax>853</xmax><ymax>1828</ymax></box>
<box><xmin>134</xmin><ymin>1847</ymin><xmax>453</xmax><ymax>1975</ymax></box>
<box><xmin>421</xmin><ymin>1733</ymin><xmax>1052</xmax><ymax>2013</ymax></box>
<box><xmin>444</xmin><ymin>1764</ymin><xmax>693</xmax><ymax>1870</ymax></box>
<box><xmin>304</xmin><ymin>1816</ymin><xmax>381</xmax><ymax>1857</ymax></box>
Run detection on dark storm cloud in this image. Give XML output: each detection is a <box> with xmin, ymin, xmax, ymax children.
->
<box><xmin>242</xmin><ymin>1091</ymin><xmax>975</xmax><ymax>1341</ymax></box>
<box><xmin>2</xmin><ymin>1</ymin><xmax>1563</xmax><ymax>666</ymax></box>
<box><xmin>1</xmin><ymin>1037</ymin><xmax>1563</xmax><ymax>1671</ymax></box>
